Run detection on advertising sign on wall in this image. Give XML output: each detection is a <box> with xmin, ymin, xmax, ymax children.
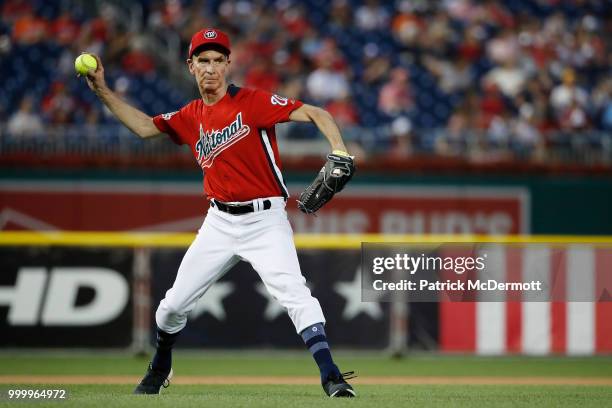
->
<box><xmin>0</xmin><ymin>247</ymin><xmax>133</xmax><ymax>347</ymax></box>
<box><xmin>0</xmin><ymin>181</ymin><xmax>528</xmax><ymax>234</ymax></box>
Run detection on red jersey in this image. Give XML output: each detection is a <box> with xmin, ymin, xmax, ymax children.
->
<box><xmin>153</xmin><ymin>85</ymin><xmax>303</xmax><ymax>202</ymax></box>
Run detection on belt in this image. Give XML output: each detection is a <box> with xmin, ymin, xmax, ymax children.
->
<box><xmin>211</xmin><ymin>199</ymin><xmax>272</xmax><ymax>215</ymax></box>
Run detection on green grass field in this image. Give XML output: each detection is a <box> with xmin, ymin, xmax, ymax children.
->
<box><xmin>1</xmin><ymin>352</ymin><xmax>611</xmax><ymax>407</ymax></box>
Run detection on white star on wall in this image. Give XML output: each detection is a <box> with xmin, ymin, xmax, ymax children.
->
<box><xmin>189</xmin><ymin>281</ymin><xmax>234</xmax><ymax>321</ymax></box>
<box><xmin>334</xmin><ymin>269</ymin><xmax>383</xmax><ymax>320</ymax></box>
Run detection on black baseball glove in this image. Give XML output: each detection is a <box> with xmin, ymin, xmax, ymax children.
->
<box><xmin>297</xmin><ymin>153</ymin><xmax>355</xmax><ymax>214</ymax></box>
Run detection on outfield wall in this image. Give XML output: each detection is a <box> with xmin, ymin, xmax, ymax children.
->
<box><xmin>0</xmin><ymin>234</ymin><xmax>610</xmax><ymax>355</ymax></box>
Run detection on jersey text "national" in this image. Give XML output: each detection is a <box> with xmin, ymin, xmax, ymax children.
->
<box><xmin>196</xmin><ymin>112</ymin><xmax>250</xmax><ymax>168</ymax></box>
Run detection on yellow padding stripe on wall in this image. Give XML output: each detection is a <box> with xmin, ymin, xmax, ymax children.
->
<box><xmin>1</xmin><ymin>231</ymin><xmax>612</xmax><ymax>248</ymax></box>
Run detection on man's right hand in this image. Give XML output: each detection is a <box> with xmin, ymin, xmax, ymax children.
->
<box><xmin>85</xmin><ymin>54</ymin><xmax>108</xmax><ymax>94</ymax></box>
<box><xmin>79</xmin><ymin>53</ymin><xmax>161</xmax><ymax>139</ymax></box>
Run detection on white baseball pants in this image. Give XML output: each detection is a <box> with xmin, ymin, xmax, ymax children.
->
<box><xmin>155</xmin><ymin>197</ymin><xmax>325</xmax><ymax>334</ymax></box>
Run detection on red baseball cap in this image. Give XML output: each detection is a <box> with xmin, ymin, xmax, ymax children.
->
<box><xmin>188</xmin><ymin>28</ymin><xmax>231</xmax><ymax>59</ymax></box>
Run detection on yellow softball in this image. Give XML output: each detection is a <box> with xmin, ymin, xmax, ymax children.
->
<box><xmin>74</xmin><ymin>53</ymin><xmax>98</xmax><ymax>76</ymax></box>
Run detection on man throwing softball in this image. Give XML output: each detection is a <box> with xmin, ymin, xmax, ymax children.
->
<box><xmin>81</xmin><ymin>28</ymin><xmax>356</xmax><ymax>397</ymax></box>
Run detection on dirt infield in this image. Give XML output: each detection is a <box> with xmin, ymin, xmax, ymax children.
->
<box><xmin>1</xmin><ymin>376</ymin><xmax>611</xmax><ymax>386</ymax></box>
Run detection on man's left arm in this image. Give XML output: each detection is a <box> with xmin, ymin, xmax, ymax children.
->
<box><xmin>289</xmin><ymin>104</ymin><xmax>348</xmax><ymax>155</ymax></box>
<box><xmin>289</xmin><ymin>104</ymin><xmax>355</xmax><ymax>214</ymax></box>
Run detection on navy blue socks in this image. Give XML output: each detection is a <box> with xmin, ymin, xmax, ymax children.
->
<box><xmin>151</xmin><ymin>328</ymin><xmax>179</xmax><ymax>374</ymax></box>
<box><xmin>153</xmin><ymin>324</ymin><xmax>339</xmax><ymax>381</ymax></box>
<box><xmin>300</xmin><ymin>323</ymin><xmax>340</xmax><ymax>382</ymax></box>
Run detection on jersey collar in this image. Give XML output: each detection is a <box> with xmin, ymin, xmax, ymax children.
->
<box><xmin>227</xmin><ymin>84</ymin><xmax>241</xmax><ymax>98</ymax></box>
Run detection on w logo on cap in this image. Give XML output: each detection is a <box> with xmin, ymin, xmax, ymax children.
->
<box><xmin>204</xmin><ymin>30</ymin><xmax>217</xmax><ymax>39</ymax></box>
<box><xmin>189</xmin><ymin>28</ymin><xmax>231</xmax><ymax>58</ymax></box>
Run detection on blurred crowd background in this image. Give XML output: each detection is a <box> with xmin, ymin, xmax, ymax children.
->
<box><xmin>0</xmin><ymin>0</ymin><xmax>610</xmax><ymax>167</ymax></box>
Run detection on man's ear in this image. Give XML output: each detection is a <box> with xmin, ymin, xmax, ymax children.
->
<box><xmin>187</xmin><ymin>59</ymin><xmax>195</xmax><ymax>75</ymax></box>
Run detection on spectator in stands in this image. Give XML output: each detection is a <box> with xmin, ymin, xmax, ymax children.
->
<box><xmin>601</xmin><ymin>102</ymin><xmax>612</xmax><ymax>131</ymax></box>
<box><xmin>420</xmin><ymin>10</ymin><xmax>453</xmax><ymax>55</ymax></box>
<box><xmin>517</xmin><ymin>16</ymin><xmax>555</xmax><ymax>72</ymax></box>
<box><xmin>105</xmin><ymin>30</ymin><xmax>132</xmax><ymax>69</ymax></box>
<box><xmin>456</xmin><ymin>23</ymin><xmax>484</xmax><ymax>62</ymax></box>
<box><xmin>1</xmin><ymin>0</ymin><xmax>33</xmax><ymax>24</ymax></box>
<box><xmin>328</xmin><ymin>0</ymin><xmax>353</xmax><ymax>32</ymax></box>
<box><xmin>217</xmin><ymin>0</ymin><xmax>262</xmax><ymax>33</ymax></box>
<box><xmin>160</xmin><ymin>0</ymin><xmax>185</xmax><ymax>30</ymax></box>
<box><xmin>389</xmin><ymin>116</ymin><xmax>413</xmax><ymax>158</ymax></box>
<box><xmin>176</xmin><ymin>3</ymin><xmax>208</xmax><ymax>52</ymax></box>
<box><xmin>512</xmin><ymin>104</ymin><xmax>544</xmax><ymax>160</ymax></box>
<box><xmin>0</xmin><ymin>32</ymin><xmax>11</xmax><ymax>57</ymax></box>
<box><xmin>592</xmin><ymin>78</ymin><xmax>611</xmax><ymax>129</ymax></box>
<box><xmin>312</xmin><ymin>37</ymin><xmax>347</xmax><ymax>72</ymax></box>
<box><xmin>121</xmin><ymin>36</ymin><xmax>156</xmax><ymax>75</ymax></box>
<box><xmin>361</xmin><ymin>44</ymin><xmax>391</xmax><ymax>87</ymax></box>
<box><xmin>280</xmin><ymin>3</ymin><xmax>310</xmax><ymax>39</ymax></box>
<box><xmin>486</xmin><ymin>28</ymin><xmax>520</xmax><ymax>65</ymax></box>
<box><xmin>325</xmin><ymin>90</ymin><xmax>360</xmax><ymax>129</ymax></box>
<box><xmin>82</xmin><ymin>107</ymin><xmax>102</xmax><ymax>139</ymax></box>
<box><xmin>520</xmin><ymin>73</ymin><xmax>555</xmax><ymax>133</ymax></box>
<box><xmin>550</xmin><ymin>68</ymin><xmax>588</xmax><ymax>119</ymax></box>
<box><xmin>51</xmin><ymin>11</ymin><xmax>81</xmax><ymax>46</ymax></box>
<box><xmin>542</xmin><ymin>11</ymin><xmax>566</xmax><ymax>40</ymax></box>
<box><xmin>559</xmin><ymin>99</ymin><xmax>590</xmax><ymax>132</ymax></box>
<box><xmin>378</xmin><ymin>67</ymin><xmax>413</xmax><ymax>117</ymax></box>
<box><xmin>57</xmin><ymin>47</ymin><xmax>80</xmax><ymax>78</ymax></box>
<box><xmin>487</xmin><ymin>109</ymin><xmax>512</xmax><ymax>148</ymax></box>
<box><xmin>244</xmin><ymin>56</ymin><xmax>280</xmax><ymax>93</ymax></box>
<box><xmin>273</xmin><ymin>39</ymin><xmax>306</xmax><ymax>79</ymax></box>
<box><xmin>476</xmin><ymin>0</ymin><xmax>514</xmax><ymax>28</ymax></box>
<box><xmin>391</xmin><ymin>4</ymin><xmax>424</xmax><ymax>48</ymax></box>
<box><xmin>443</xmin><ymin>0</ymin><xmax>472</xmax><ymax>23</ymax></box>
<box><xmin>354</xmin><ymin>0</ymin><xmax>389</xmax><ymax>31</ymax></box>
<box><xmin>7</xmin><ymin>95</ymin><xmax>44</xmax><ymax>137</ymax></box>
<box><xmin>306</xmin><ymin>58</ymin><xmax>350</xmax><ymax>104</ymax></box>
<box><xmin>437</xmin><ymin>103</ymin><xmax>472</xmax><ymax>156</ymax></box>
<box><xmin>278</xmin><ymin>77</ymin><xmax>304</xmax><ymax>102</ymax></box>
<box><xmin>483</xmin><ymin>59</ymin><xmax>527</xmax><ymax>98</ymax></box>
<box><xmin>76</xmin><ymin>3</ymin><xmax>119</xmax><ymax>59</ymax></box>
<box><xmin>423</xmin><ymin>55</ymin><xmax>472</xmax><ymax>94</ymax></box>
<box><xmin>300</xmin><ymin>27</ymin><xmax>323</xmax><ymax>60</ymax></box>
<box><xmin>12</xmin><ymin>9</ymin><xmax>47</xmax><ymax>44</ymax></box>
<box><xmin>478</xmin><ymin>82</ymin><xmax>506</xmax><ymax>128</ymax></box>
<box><xmin>42</xmin><ymin>81</ymin><xmax>79</xmax><ymax>125</ymax></box>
